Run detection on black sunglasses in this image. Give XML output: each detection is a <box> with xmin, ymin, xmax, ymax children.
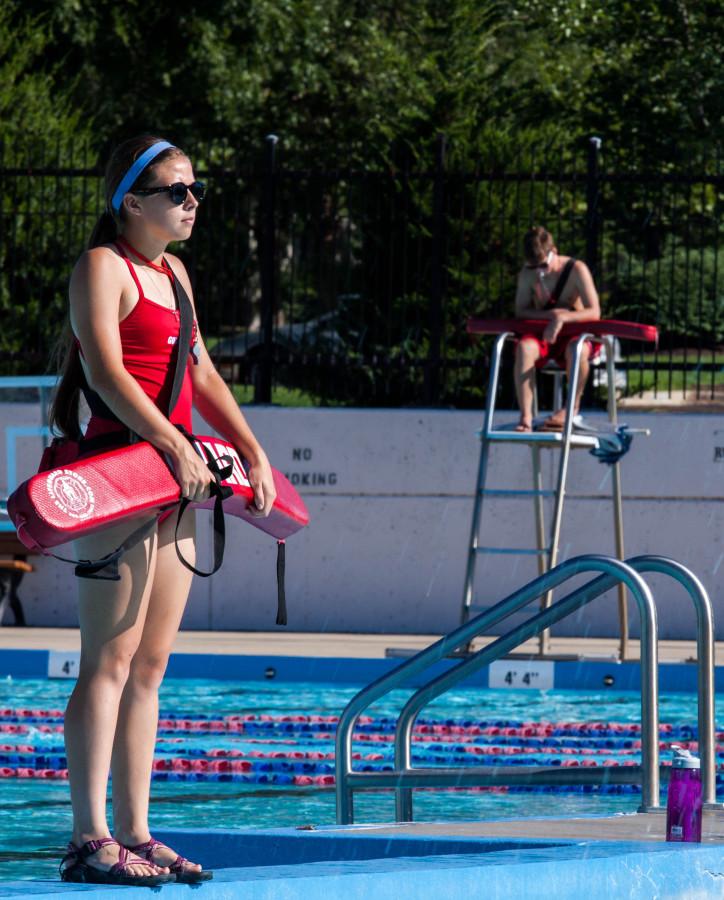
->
<box><xmin>133</xmin><ymin>181</ymin><xmax>206</xmax><ymax>205</ymax></box>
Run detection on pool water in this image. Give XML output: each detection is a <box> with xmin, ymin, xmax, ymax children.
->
<box><xmin>0</xmin><ymin>676</ymin><xmax>710</xmax><ymax>882</ymax></box>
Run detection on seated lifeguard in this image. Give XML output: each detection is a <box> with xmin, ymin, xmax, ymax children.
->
<box><xmin>514</xmin><ymin>226</ymin><xmax>601</xmax><ymax>432</ymax></box>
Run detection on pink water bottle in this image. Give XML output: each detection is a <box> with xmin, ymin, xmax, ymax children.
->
<box><xmin>666</xmin><ymin>745</ymin><xmax>703</xmax><ymax>843</ymax></box>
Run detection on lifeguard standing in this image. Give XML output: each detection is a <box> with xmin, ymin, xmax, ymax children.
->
<box><xmin>51</xmin><ymin>135</ymin><xmax>276</xmax><ymax>886</ymax></box>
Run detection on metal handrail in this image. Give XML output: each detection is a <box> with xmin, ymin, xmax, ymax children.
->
<box><xmin>604</xmin><ymin>336</ymin><xmax>628</xmax><ymax>658</ymax></box>
<box><xmin>627</xmin><ymin>556</ymin><xmax>716</xmax><ymax>806</ymax></box>
<box><xmin>460</xmin><ymin>331</ymin><xmax>510</xmax><ymax>618</ymax></box>
<box><xmin>336</xmin><ymin>554</ymin><xmax>657</xmax><ymax>825</ymax></box>
<box><xmin>392</xmin><ymin>554</ymin><xmax>716</xmax><ymax>820</ymax></box>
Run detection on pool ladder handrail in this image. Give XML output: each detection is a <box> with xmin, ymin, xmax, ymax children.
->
<box><xmin>393</xmin><ymin>555</ymin><xmax>716</xmax><ymax>821</ymax></box>
<box><xmin>336</xmin><ymin>554</ymin><xmax>657</xmax><ymax>824</ymax></box>
<box><xmin>335</xmin><ymin>554</ymin><xmax>716</xmax><ymax>824</ymax></box>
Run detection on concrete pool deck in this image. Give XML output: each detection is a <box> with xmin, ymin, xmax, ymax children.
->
<box><xmin>350</xmin><ymin>810</ymin><xmax>724</xmax><ymax>842</ymax></box>
<box><xmin>0</xmin><ymin>625</ymin><xmax>716</xmax><ymax>663</ymax></box>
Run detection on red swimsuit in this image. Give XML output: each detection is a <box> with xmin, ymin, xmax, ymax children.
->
<box><xmin>81</xmin><ymin>244</ymin><xmax>196</xmax><ymax>442</ymax></box>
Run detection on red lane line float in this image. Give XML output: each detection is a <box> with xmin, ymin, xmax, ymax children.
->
<box><xmin>0</xmin><ymin>709</ymin><xmax>64</xmax><ymax>719</ymax></box>
<box><xmin>12</xmin><ymin>767</ymin><xmax>68</xmax><ymax>779</ymax></box>
<box><xmin>0</xmin><ymin>710</ymin><xmax>700</xmax><ymax>752</ymax></box>
<box><xmin>0</xmin><ymin>710</ymin><xmax>687</xmax><ymax>730</ymax></box>
<box><xmin>290</xmin><ymin>774</ymin><xmax>330</xmax><ymax>785</ymax></box>
<box><xmin>0</xmin><ymin>751</ymin><xmax>647</xmax><ymax>776</ymax></box>
<box><xmin>3</xmin><ymin>762</ymin><xmax>701</xmax><ymax>792</ymax></box>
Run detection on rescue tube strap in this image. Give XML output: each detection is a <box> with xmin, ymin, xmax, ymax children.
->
<box><xmin>544</xmin><ymin>258</ymin><xmax>576</xmax><ymax>309</ymax></box>
<box><xmin>276</xmin><ymin>541</ymin><xmax>287</xmax><ymax>626</ymax></box>
<box><xmin>173</xmin><ymin>439</ymin><xmax>233</xmax><ymax>578</ymax></box>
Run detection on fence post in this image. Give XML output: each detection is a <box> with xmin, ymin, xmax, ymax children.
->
<box><xmin>424</xmin><ymin>133</ymin><xmax>446</xmax><ymax>405</ymax></box>
<box><xmin>256</xmin><ymin>133</ymin><xmax>279</xmax><ymax>404</ymax></box>
<box><xmin>585</xmin><ymin>136</ymin><xmax>602</xmax><ymax>278</ymax></box>
<box><xmin>0</xmin><ymin>141</ymin><xmax>4</xmax><ymax>315</ymax></box>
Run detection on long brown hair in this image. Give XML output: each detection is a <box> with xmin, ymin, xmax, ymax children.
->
<box><xmin>49</xmin><ymin>135</ymin><xmax>186</xmax><ymax>439</ymax></box>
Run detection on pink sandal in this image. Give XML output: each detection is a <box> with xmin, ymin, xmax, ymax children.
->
<box><xmin>59</xmin><ymin>837</ymin><xmax>174</xmax><ymax>886</ymax></box>
<box><xmin>125</xmin><ymin>837</ymin><xmax>213</xmax><ymax>883</ymax></box>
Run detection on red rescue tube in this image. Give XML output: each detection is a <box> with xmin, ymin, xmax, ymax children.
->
<box><xmin>8</xmin><ymin>434</ymin><xmax>309</xmax><ymax>552</ymax></box>
<box><xmin>466</xmin><ymin>317</ymin><xmax>658</xmax><ymax>344</ymax></box>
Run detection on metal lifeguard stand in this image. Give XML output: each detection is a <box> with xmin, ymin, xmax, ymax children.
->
<box><xmin>462</xmin><ymin>319</ymin><xmax>658</xmax><ymax>659</ymax></box>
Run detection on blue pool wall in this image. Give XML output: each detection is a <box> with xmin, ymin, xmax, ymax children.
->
<box><xmin>3</xmin><ymin>826</ymin><xmax>724</xmax><ymax>899</ymax></box>
<box><xmin>0</xmin><ymin>647</ymin><xmax>717</xmax><ymax>693</ymax></box>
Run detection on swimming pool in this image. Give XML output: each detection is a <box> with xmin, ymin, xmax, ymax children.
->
<box><xmin>0</xmin><ymin>676</ymin><xmax>713</xmax><ymax>882</ymax></box>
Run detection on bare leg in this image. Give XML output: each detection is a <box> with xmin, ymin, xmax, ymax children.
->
<box><xmin>64</xmin><ymin>515</ymin><xmax>166</xmax><ymax>877</ymax></box>
<box><xmin>514</xmin><ymin>339</ymin><xmax>541</xmax><ymax>431</ymax></box>
<box><xmin>568</xmin><ymin>341</ymin><xmax>591</xmax><ymax>413</ymax></box>
<box><xmin>543</xmin><ymin>343</ymin><xmax>591</xmax><ymax>429</ymax></box>
<box><xmin>112</xmin><ymin>510</ymin><xmax>204</xmax><ymax>875</ymax></box>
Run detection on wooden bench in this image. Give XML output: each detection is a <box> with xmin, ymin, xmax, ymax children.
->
<box><xmin>0</xmin><ymin>532</ymin><xmax>37</xmax><ymax>626</ymax></box>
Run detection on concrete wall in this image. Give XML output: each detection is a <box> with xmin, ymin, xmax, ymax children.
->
<box><xmin>3</xmin><ymin>403</ymin><xmax>723</xmax><ymax>640</ymax></box>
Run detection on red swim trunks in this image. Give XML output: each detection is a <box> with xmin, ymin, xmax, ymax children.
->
<box><xmin>518</xmin><ymin>335</ymin><xmax>601</xmax><ymax>369</ymax></box>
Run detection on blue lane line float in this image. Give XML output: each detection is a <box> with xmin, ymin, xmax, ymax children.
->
<box><xmin>0</xmin><ymin>708</ymin><xmax>711</xmax><ymax>794</ymax></box>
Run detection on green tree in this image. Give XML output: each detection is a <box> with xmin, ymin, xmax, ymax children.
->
<box><xmin>495</xmin><ymin>0</ymin><xmax>724</xmax><ymax>165</ymax></box>
<box><xmin>0</xmin><ymin>7</ymin><xmax>95</xmax><ymax>371</ymax></box>
<box><xmin>0</xmin><ymin>6</ymin><xmax>87</xmax><ymax>146</ymax></box>
<box><xmin>17</xmin><ymin>0</ymin><xmax>504</xmax><ymax>163</ymax></box>
<box><xmin>3</xmin><ymin>0</ymin><xmax>723</xmax><ymax>398</ymax></box>
<box><xmin>10</xmin><ymin>0</ymin><xmax>724</xmax><ymax>165</ymax></box>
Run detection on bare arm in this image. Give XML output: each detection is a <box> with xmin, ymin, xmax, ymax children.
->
<box><xmin>540</xmin><ymin>261</ymin><xmax>601</xmax><ymax>341</ymax></box>
<box><xmin>562</xmin><ymin>261</ymin><xmax>601</xmax><ymax>321</ymax></box>
<box><xmin>69</xmin><ymin>248</ymin><xmax>214</xmax><ymax>501</ymax></box>
<box><xmin>166</xmin><ymin>256</ymin><xmax>276</xmax><ymax>515</ymax></box>
<box><xmin>514</xmin><ymin>262</ymin><xmax>601</xmax><ymax>323</ymax></box>
<box><xmin>514</xmin><ymin>270</ymin><xmax>556</xmax><ymax>321</ymax></box>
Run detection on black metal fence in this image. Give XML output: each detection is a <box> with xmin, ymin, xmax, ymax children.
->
<box><xmin>1</xmin><ymin>137</ymin><xmax>722</xmax><ymax>407</ymax></box>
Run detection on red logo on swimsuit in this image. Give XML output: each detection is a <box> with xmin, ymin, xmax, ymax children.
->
<box><xmin>46</xmin><ymin>470</ymin><xmax>95</xmax><ymax>520</ymax></box>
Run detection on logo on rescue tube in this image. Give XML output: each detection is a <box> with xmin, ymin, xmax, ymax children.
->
<box><xmin>193</xmin><ymin>440</ymin><xmax>251</xmax><ymax>488</ymax></box>
<box><xmin>46</xmin><ymin>469</ymin><xmax>95</xmax><ymax>519</ymax></box>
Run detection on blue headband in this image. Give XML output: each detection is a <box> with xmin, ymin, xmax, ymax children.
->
<box><xmin>110</xmin><ymin>140</ymin><xmax>176</xmax><ymax>214</ymax></box>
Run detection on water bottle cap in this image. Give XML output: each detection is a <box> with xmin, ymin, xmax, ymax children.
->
<box><xmin>671</xmin><ymin>745</ymin><xmax>700</xmax><ymax>769</ymax></box>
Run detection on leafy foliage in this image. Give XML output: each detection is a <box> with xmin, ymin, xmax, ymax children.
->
<box><xmin>1</xmin><ymin>1</ymin><xmax>722</xmax><ymax>402</ymax></box>
<box><xmin>0</xmin><ymin>7</ymin><xmax>96</xmax><ymax>371</ymax></box>
<box><xmin>0</xmin><ymin>7</ymin><xmax>87</xmax><ymax>147</ymax></box>
<box><xmin>17</xmin><ymin>0</ymin><xmax>720</xmax><ymax>165</ymax></box>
